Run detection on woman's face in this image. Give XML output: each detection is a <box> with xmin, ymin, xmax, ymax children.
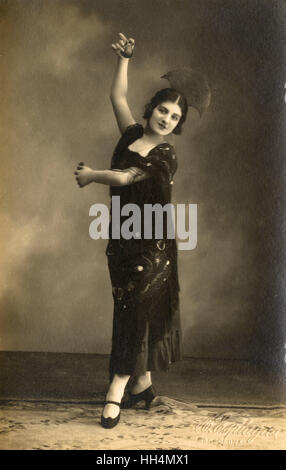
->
<box><xmin>149</xmin><ymin>100</ymin><xmax>182</xmax><ymax>136</ymax></box>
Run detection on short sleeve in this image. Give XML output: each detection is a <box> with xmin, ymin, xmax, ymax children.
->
<box><xmin>110</xmin><ymin>123</ymin><xmax>144</xmax><ymax>171</ymax></box>
<box><xmin>121</xmin><ymin>123</ymin><xmax>144</xmax><ymax>147</ymax></box>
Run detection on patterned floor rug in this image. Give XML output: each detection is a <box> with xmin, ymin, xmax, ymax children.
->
<box><xmin>0</xmin><ymin>396</ymin><xmax>285</xmax><ymax>450</ymax></box>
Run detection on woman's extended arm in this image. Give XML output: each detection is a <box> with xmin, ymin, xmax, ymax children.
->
<box><xmin>110</xmin><ymin>33</ymin><xmax>136</xmax><ymax>134</ymax></box>
<box><xmin>74</xmin><ymin>163</ymin><xmax>150</xmax><ymax>187</ymax></box>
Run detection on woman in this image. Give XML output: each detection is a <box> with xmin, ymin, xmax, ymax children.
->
<box><xmin>74</xmin><ymin>33</ymin><xmax>188</xmax><ymax>429</ymax></box>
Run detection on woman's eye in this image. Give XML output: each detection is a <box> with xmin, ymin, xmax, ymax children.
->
<box><xmin>158</xmin><ymin>107</ymin><xmax>166</xmax><ymax>113</ymax></box>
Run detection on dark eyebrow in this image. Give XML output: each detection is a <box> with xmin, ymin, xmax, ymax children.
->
<box><xmin>159</xmin><ymin>104</ymin><xmax>182</xmax><ymax>118</ymax></box>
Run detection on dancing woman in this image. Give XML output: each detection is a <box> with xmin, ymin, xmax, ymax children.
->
<box><xmin>74</xmin><ymin>33</ymin><xmax>209</xmax><ymax>428</ymax></box>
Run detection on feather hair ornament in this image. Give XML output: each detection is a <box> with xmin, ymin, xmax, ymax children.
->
<box><xmin>161</xmin><ymin>67</ymin><xmax>211</xmax><ymax>117</ymax></box>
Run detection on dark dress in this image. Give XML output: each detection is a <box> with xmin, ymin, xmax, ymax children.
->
<box><xmin>106</xmin><ymin>123</ymin><xmax>182</xmax><ymax>381</ymax></box>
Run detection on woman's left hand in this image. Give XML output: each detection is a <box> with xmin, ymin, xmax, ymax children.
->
<box><xmin>111</xmin><ymin>32</ymin><xmax>135</xmax><ymax>59</ymax></box>
<box><xmin>74</xmin><ymin>162</ymin><xmax>95</xmax><ymax>188</ymax></box>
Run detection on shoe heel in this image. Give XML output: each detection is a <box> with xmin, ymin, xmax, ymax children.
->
<box><xmin>122</xmin><ymin>385</ymin><xmax>156</xmax><ymax>409</ymax></box>
<box><xmin>143</xmin><ymin>386</ymin><xmax>156</xmax><ymax>409</ymax></box>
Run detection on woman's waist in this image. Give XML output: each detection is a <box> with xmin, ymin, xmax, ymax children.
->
<box><xmin>108</xmin><ymin>210</ymin><xmax>175</xmax><ymax>240</ymax></box>
<box><xmin>106</xmin><ymin>237</ymin><xmax>175</xmax><ymax>256</ymax></box>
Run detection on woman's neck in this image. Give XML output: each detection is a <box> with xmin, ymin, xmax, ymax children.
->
<box><xmin>143</xmin><ymin>123</ymin><xmax>167</xmax><ymax>145</ymax></box>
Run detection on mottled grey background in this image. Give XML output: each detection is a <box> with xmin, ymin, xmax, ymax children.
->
<box><xmin>1</xmin><ymin>0</ymin><xmax>285</xmax><ymax>367</ymax></box>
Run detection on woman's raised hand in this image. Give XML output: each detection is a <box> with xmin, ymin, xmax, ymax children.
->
<box><xmin>111</xmin><ymin>32</ymin><xmax>135</xmax><ymax>59</ymax></box>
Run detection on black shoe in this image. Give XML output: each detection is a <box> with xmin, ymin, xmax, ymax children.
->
<box><xmin>101</xmin><ymin>400</ymin><xmax>121</xmax><ymax>429</ymax></box>
<box><xmin>121</xmin><ymin>385</ymin><xmax>156</xmax><ymax>410</ymax></box>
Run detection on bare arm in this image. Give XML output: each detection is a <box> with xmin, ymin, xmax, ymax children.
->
<box><xmin>74</xmin><ymin>163</ymin><xmax>150</xmax><ymax>187</ymax></box>
<box><xmin>110</xmin><ymin>33</ymin><xmax>136</xmax><ymax>134</ymax></box>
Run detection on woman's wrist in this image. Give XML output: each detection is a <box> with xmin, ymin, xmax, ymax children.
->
<box><xmin>117</xmin><ymin>55</ymin><xmax>129</xmax><ymax>62</ymax></box>
<box><xmin>91</xmin><ymin>170</ymin><xmax>106</xmax><ymax>184</ymax></box>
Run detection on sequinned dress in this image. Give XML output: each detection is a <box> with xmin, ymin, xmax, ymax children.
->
<box><xmin>106</xmin><ymin>123</ymin><xmax>182</xmax><ymax>381</ymax></box>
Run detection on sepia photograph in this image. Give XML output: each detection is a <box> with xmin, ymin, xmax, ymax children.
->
<box><xmin>0</xmin><ymin>0</ymin><xmax>285</xmax><ymax>452</ymax></box>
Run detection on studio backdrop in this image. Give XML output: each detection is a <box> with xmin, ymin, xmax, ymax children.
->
<box><xmin>1</xmin><ymin>0</ymin><xmax>285</xmax><ymax>369</ymax></box>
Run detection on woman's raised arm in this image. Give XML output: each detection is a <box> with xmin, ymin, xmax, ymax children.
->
<box><xmin>110</xmin><ymin>33</ymin><xmax>136</xmax><ymax>134</ymax></box>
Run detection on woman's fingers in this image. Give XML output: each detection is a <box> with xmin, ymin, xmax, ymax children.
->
<box><xmin>118</xmin><ymin>32</ymin><xmax>128</xmax><ymax>42</ymax></box>
<box><xmin>76</xmin><ymin>162</ymin><xmax>84</xmax><ymax>170</ymax></box>
<box><xmin>115</xmin><ymin>42</ymin><xmax>124</xmax><ymax>52</ymax></box>
<box><xmin>111</xmin><ymin>44</ymin><xmax>120</xmax><ymax>53</ymax></box>
<box><xmin>111</xmin><ymin>44</ymin><xmax>121</xmax><ymax>54</ymax></box>
<box><xmin>112</xmin><ymin>42</ymin><xmax>124</xmax><ymax>55</ymax></box>
<box><xmin>73</xmin><ymin>166</ymin><xmax>82</xmax><ymax>187</ymax></box>
<box><xmin>112</xmin><ymin>34</ymin><xmax>134</xmax><ymax>58</ymax></box>
<box><xmin>117</xmin><ymin>33</ymin><xmax>135</xmax><ymax>46</ymax></box>
<box><xmin>74</xmin><ymin>174</ymin><xmax>81</xmax><ymax>187</ymax></box>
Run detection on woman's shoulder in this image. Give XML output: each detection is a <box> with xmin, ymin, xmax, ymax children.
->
<box><xmin>149</xmin><ymin>142</ymin><xmax>177</xmax><ymax>167</ymax></box>
<box><xmin>143</xmin><ymin>142</ymin><xmax>178</xmax><ymax>183</ymax></box>
<box><xmin>113</xmin><ymin>123</ymin><xmax>144</xmax><ymax>156</ymax></box>
<box><xmin>153</xmin><ymin>141</ymin><xmax>176</xmax><ymax>156</ymax></box>
<box><xmin>124</xmin><ymin>122</ymin><xmax>144</xmax><ymax>133</ymax></box>
<box><xmin>121</xmin><ymin>123</ymin><xmax>144</xmax><ymax>145</ymax></box>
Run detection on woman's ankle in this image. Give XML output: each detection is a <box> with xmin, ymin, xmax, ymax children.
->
<box><xmin>106</xmin><ymin>373</ymin><xmax>130</xmax><ymax>401</ymax></box>
<box><xmin>106</xmin><ymin>386</ymin><xmax>124</xmax><ymax>402</ymax></box>
<box><xmin>130</xmin><ymin>377</ymin><xmax>152</xmax><ymax>394</ymax></box>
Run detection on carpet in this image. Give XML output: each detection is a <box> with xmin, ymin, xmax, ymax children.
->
<box><xmin>1</xmin><ymin>396</ymin><xmax>285</xmax><ymax>450</ymax></box>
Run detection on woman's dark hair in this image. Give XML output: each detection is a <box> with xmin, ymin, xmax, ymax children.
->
<box><xmin>143</xmin><ymin>88</ymin><xmax>188</xmax><ymax>135</ymax></box>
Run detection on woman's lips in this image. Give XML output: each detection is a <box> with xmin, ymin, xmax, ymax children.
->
<box><xmin>158</xmin><ymin>123</ymin><xmax>167</xmax><ymax>130</ymax></box>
